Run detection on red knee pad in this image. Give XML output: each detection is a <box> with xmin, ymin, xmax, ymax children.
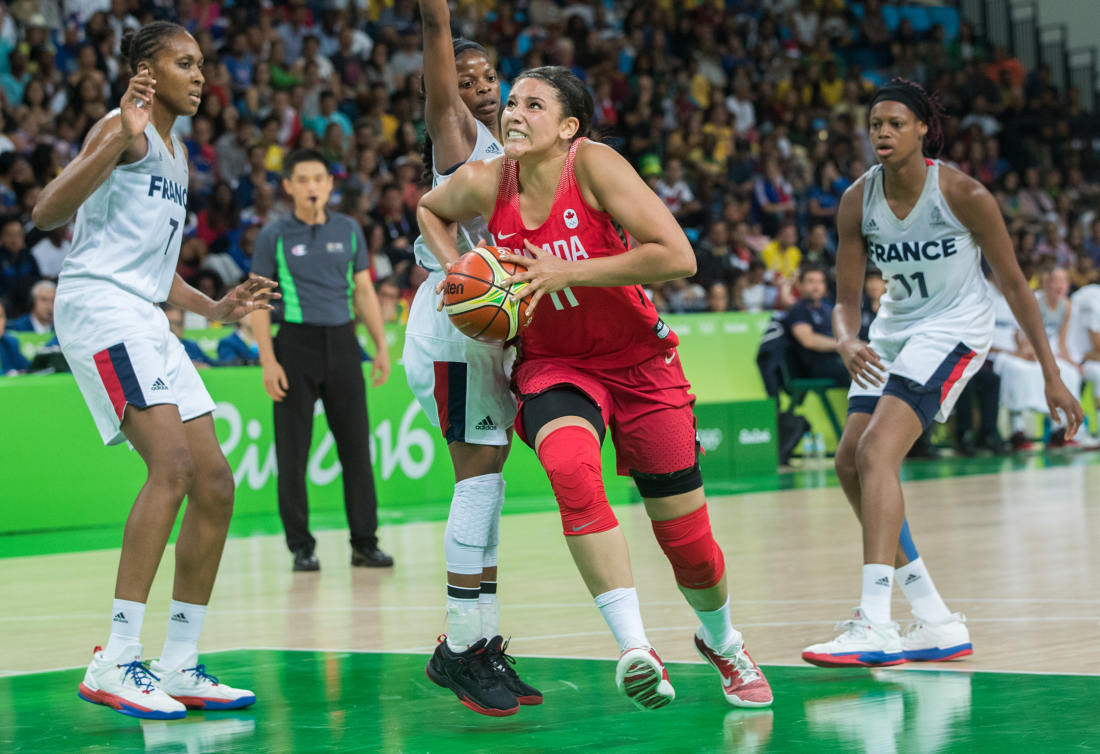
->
<box><xmin>651</xmin><ymin>504</ymin><xmax>726</xmax><ymax>589</ymax></box>
<box><xmin>538</xmin><ymin>426</ymin><xmax>619</xmax><ymax>536</ymax></box>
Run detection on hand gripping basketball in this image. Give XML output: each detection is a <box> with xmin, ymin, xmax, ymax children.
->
<box><xmin>441</xmin><ymin>247</ymin><xmax>533</xmax><ymax>343</ymax></box>
<box><xmin>499</xmin><ymin>241</ymin><xmax>573</xmax><ymax>317</ymax></box>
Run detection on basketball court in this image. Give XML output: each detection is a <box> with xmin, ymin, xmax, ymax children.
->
<box><xmin>3</xmin><ymin>454</ymin><xmax>1098</xmax><ymax>753</ymax></box>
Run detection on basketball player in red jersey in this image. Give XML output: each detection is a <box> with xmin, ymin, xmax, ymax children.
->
<box><xmin>418</xmin><ymin>66</ymin><xmax>773</xmax><ymax>711</ymax></box>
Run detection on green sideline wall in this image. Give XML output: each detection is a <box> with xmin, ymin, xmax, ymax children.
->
<box><xmin>1</xmin><ymin>313</ymin><xmax>778</xmax><ymax>537</ymax></box>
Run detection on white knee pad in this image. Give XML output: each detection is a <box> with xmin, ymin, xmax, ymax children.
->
<box><xmin>444</xmin><ymin>473</ymin><xmax>503</xmax><ymax>575</ymax></box>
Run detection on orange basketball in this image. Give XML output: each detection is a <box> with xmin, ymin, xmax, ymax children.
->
<box><xmin>443</xmin><ymin>247</ymin><xmax>532</xmax><ymax>344</ymax></box>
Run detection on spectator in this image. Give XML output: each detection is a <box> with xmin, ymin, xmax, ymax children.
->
<box><xmin>762</xmin><ymin>223</ymin><xmax>802</xmax><ymax>280</ymax></box>
<box><xmin>0</xmin><ymin>215</ymin><xmax>37</xmax><ymax>316</ymax></box>
<box><xmin>371</xmin><ymin>182</ymin><xmax>417</xmax><ymax>275</ymax></box>
<box><xmin>785</xmin><ymin>266</ymin><xmax>848</xmax><ymax>384</ymax></box>
<box><xmin>0</xmin><ymin>296</ymin><xmax>29</xmax><ymax>375</ymax></box>
<box><xmin>163</xmin><ymin>304</ymin><xmax>215</xmax><ymax>369</ymax></box>
<box><xmin>752</xmin><ymin>159</ymin><xmax>794</xmax><ymax>237</ymax></box>
<box><xmin>215</xmin><ymin>115</ymin><xmax>253</xmax><ymax>187</ymax></box>
<box><xmin>237</xmin><ymin>143</ymin><xmax>281</xmax><ymax>210</ymax></box>
<box><xmin>376</xmin><ymin>276</ymin><xmax>405</xmax><ymax>324</ymax></box>
<box><xmin>858</xmin><ymin>270</ymin><xmax>886</xmax><ymax>341</ymax></box>
<box><xmin>708</xmin><ymin>282</ymin><xmax>730</xmax><ymax>312</ymax></box>
<box><xmin>735</xmin><ymin>259</ymin><xmax>778</xmax><ymax>313</ymax></box>
<box><xmin>656</xmin><ymin>157</ymin><xmax>701</xmax><ymax>224</ymax></box>
<box><xmin>30</xmin><ymin>224</ymin><xmax>71</xmax><ymax>279</ymax></box>
<box><xmin>217</xmin><ymin>316</ymin><xmax>260</xmax><ymax>365</ymax></box>
<box><xmin>802</xmin><ymin>224</ymin><xmax>833</xmax><ymax>267</ymax></box>
<box><xmin>241</xmin><ymin>182</ymin><xmax>280</xmax><ymax>227</ymax></box>
<box><xmin>8</xmin><ymin>278</ymin><xmax>53</xmax><ymax>332</ymax></box>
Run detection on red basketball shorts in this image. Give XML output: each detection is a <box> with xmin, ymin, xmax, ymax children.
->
<box><xmin>513</xmin><ymin>348</ymin><xmax>698</xmax><ymax>477</ymax></box>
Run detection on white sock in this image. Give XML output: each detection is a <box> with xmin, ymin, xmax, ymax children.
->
<box><xmin>693</xmin><ymin>597</ymin><xmax>742</xmax><ymax>653</ymax></box>
<box><xmin>1010</xmin><ymin>411</ymin><xmax>1027</xmax><ymax>434</ymax></box>
<box><xmin>896</xmin><ymin>557</ymin><xmax>952</xmax><ymax>623</ymax></box>
<box><xmin>594</xmin><ymin>587</ymin><xmax>649</xmax><ymax>653</ymax></box>
<box><xmin>446</xmin><ymin>584</ymin><xmax>482</xmax><ymax>651</ymax></box>
<box><xmin>479</xmin><ymin>582</ymin><xmax>500</xmax><ymax>639</ymax></box>
<box><xmin>159</xmin><ymin>600</ymin><xmax>207</xmax><ymax>670</ymax></box>
<box><xmin>859</xmin><ymin>564</ymin><xmax>894</xmax><ymax>625</ymax></box>
<box><xmin>103</xmin><ymin>599</ymin><xmax>146</xmax><ymax>660</ymax></box>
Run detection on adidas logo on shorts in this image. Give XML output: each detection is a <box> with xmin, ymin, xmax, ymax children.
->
<box><xmin>170</xmin><ymin>612</ymin><xmax>189</xmax><ymax>624</ymax></box>
<box><xmin>113</xmin><ymin>612</ymin><xmax>128</xmax><ymax>624</ymax></box>
<box><xmin>874</xmin><ymin>576</ymin><xmax>891</xmax><ymax>587</ymax></box>
<box><xmin>904</xmin><ymin>573</ymin><xmax>921</xmax><ymax>585</ymax></box>
<box><xmin>150</xmin><ymin>378</ymin><xmax>169</xmax><ymax>392</ymax></box>
<box><xmin>475</xmin><ymin>416</ymin><xmax>497</xmax><ymax>431</ymax></box>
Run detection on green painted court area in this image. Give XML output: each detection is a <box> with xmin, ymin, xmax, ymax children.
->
<box><xmin>3</xmin><ymin>651</ymin><xmax>1098</xmax><ymax>753</ymax></box>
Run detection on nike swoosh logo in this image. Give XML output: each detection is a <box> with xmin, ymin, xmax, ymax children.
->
<box><xmin>665</xmin><ymin>352</ymin><xmax>675</xmax><ymax>364</ymax></box>
<box><xmin>572</xmin><ymin>519</ymin><xmax>599</xmax><ymax>531</ymax></box>
<box><xmin>497</xmin><ymin>232</ymin><xmax>516</xmax><ymax>240</ymax></box>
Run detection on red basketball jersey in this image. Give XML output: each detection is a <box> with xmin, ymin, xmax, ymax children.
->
<box><xmin>488</xmin><ymin>139</ymin><xmax>678</xmax><ymax>369</ymax></box>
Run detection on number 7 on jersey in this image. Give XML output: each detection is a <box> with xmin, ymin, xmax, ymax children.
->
<box><xmin>163</xmin><ymin>218</ymin><xmax>179</xmax><ymax>256</ymax></box>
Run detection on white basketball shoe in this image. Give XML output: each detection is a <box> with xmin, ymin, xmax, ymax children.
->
<box><xmin>150</xmin><ymin>651</ymin><xmax>257</xmax><ymax>710</ymax></box>
<box><xmin>899</xmin><ymin>612</ymin><xmax>973</xmax><ymax>662</ymax></box>
<box><xmin>802</xmin><ymin>608</ymin><xmax>905</xmax><ymax>668</ymax></box>
<box><xmin>78</xmin><ymin>644</ymin><xmax>187</xmax><ymax>720</ymax></box>
<box><xmin>615</xmin><ymin>646</ymin><xmax>675</xmax><ymax>710</ymax></box>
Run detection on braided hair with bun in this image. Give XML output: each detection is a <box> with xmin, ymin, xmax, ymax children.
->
<box><xmin>119</xmin><ymin>21</ymin><xmax>189</xmax><ymax>72</ymax></box>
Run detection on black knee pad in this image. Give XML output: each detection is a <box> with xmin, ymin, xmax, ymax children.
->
<box><xmin>631</xmin><ymin>464</ymin><xmax>703</xmax><ymax>498</ymax></box>
<box><xmin>521</xmin><ymin>388</ymin><xmax>606</xmax><ymax>448</ymax></box>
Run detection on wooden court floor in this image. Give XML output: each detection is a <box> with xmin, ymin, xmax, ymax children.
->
<box><xmin>3</xmin><ymin>461</ymin><xmax>1098</xmax><ymax>677</ymax></box>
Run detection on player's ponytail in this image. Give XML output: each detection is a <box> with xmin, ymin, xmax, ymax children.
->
<box><xmin>870</xmin><ymin>78</ymin><xmax>945</xmax><ymax>158</ymax></box>
<box><xmin>120</xmin><ymin>21</ymin><xmax>188</xmax><ymax>72</ymax></box>
<box><xmin>514</xmin><ymin>66</ymin><xmax>594</xmax><ymax>142</ymax></box>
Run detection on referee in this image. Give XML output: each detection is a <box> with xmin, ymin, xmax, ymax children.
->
<box><xmin>251</xmin><ymin>149</ymin><xmax>393</xmax><ymax>572</ymax></box>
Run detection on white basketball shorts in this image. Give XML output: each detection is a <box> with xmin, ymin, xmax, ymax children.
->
<box><xmin>54</xmin><ymin>280</ymin><xmax>217</xmax><ymax>446</ymax></box>
<box><xmin>403</xmin><ymin>269</ymin><xmax>516</xmax><ymax>446</ymax></box>
<box><xmin>847</xmin><ymin>312</ymin><xmax>992</xmax><ymax>429</ymax></box>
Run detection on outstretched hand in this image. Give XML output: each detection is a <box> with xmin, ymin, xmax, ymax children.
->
<box><xmin>1046</xmin><ymin>378</ymin><xmax>1084</xmax><ymax>439</ymax></box>
<box><xmin>210</xmin><ymin>276</ymin><xmax>281</xmax><ymax>323</ymax></box>
<box><xmin>498</xmin><ymin>240</ymin><xmax>571</xmax><ymax>317</ymax></box>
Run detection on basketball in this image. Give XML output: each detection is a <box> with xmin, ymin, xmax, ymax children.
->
<box><xmin>443</xmin><ymin>246</ymin><xmax>532</xmax><ymax>343</ymax></box>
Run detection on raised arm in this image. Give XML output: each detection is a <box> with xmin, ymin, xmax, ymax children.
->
<box><xmin>832</xmin><ymin>178</ymin><xmax>885</xmax><ymax>388</ymax></box>
<box><xmin>945</xmin><ymin>169</ymin><xmax>1083</xmax><ymax>435</ymax></box>
<box><xmin>419</xmin><ymin>0</ymin><xmax>478</xmax><ymax>169</ymax></box>
<box><xmin>33</xmin><ymin>73</ymin><xmax>157</xmax><ymax>230</ymax></box>
<box><xmin>416</xmin><ymin>158</ymin><xmax>500</xmax><ymax>267</ymax></box>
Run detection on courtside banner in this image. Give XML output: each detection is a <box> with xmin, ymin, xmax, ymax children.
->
<box><xmin>2</xmin><ymin>314</ymin><xmax>774</xmax><ymax>534</ymax></box>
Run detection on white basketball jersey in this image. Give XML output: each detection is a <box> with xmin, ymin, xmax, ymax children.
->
<box><xmin>861</xmin><ymin>161</ymin><xmax>992</xmax><ymax>334</ymax></box>
<box><xmin>60</xmin><ymin>114</ymin><xmax>189</xmax><ymax>302</ymax></box>
<box><xmin>413</xmin><ymin>118</ymin><xmax>502</xmax><ymax>272</ymax></box>
<box><xmin>1066</xmin><ymin>284</ymin><xmax>1100</xmax><ymax>363</ymax></box>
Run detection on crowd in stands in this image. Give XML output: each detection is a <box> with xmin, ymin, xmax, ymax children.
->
<box><xmin>2</xmin><ymin>0</ymin><xmax>1100</xmax><ymax>452</ymax></box>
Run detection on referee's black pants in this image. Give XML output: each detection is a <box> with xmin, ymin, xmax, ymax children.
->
<box><xmin>273</xmin><ymin>322</ymin><xmax>379</xmax><ymax>555</ymax></box>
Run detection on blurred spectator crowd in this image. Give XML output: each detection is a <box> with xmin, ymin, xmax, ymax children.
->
<box><xmin>3</xmin><ymin>0</ymin><xmax>1100</xmax><ymax>435</ymax></box>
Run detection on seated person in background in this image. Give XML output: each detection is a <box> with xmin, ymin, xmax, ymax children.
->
<box><xmin>370</xmin><ymin>182</ymin><xmax>417</xmax><ymax>277</ymax></box>
<box><xmin>802</xmin><ymin>223</ymin><xmax>834</xmax><ymax>267</ymax></box>
<box><xmin>163</xmin><ymin>304</ymin><xmax>215</xmax><ymax>369</ymax></box>
<box><xmin>0</xmin><ymin>215</ymin><xmax>38</xmax><ymax>316</ymax></box>
<box><xmin>693</xmin><ymin>220</ymin><xmax>745</xmax><ymax>288</ymax></box>
<box><xmin>708</xmin><ymin>282</ymin><xmax>730</xmax><ymax>312</ymax></box>
<box><xmin>375</xmin><ymin>276</ymin><xmax>406</xmax><ymax>324</ymax></box>
<box><xmin>761</xmin><ymin>222</ymin><xmax>801</xmax><ymax>280</ymax></box>
<box><xmin>1065</xmin><ymin>282</ymin><xmax>1100</xmax><ymax>396</ymax></box>
<box><xmin>991</xmin><ymin>267</ymin><xmax>1083</xmax><ymax>449</ymax></box>
<box><xmin>30</xmin><ymin>224</ymin><xmax>72</xmax><ymax>279</ymax></box>
<box><xmin>736</xmin><ymin>258</ymin><xmax>780</xmax><ymax>312</ymax></box>
<box><xmin>858</xmin><ymin>269</ymin><xmax>885</xmax><ymax>341</ymax></box>
<box><xmin>0</xmin><ymin>297</ymin><xmax>30</xmax><ymax>375</ymax></box>
<box><xmin>785</xmin><ymin>266</ymin><xmax>849</xmax><ymax>384</ymax></box>
<box><xmin>656</xmin><ymin>157</ymin><xmax>702</xmax><ymax>225</ymax></box>
<box><xmin>665</xmin><ymin>277</ymin><xmax>708</xmax><ymax>313</ymax></box>
<box><xmin>217</xmin><ymin>316</ymin><xmax>261</xmax><ymax>366</ymax></box>
<box><xmin>8</xmin><ymin>279</ymin><xmax>54</xmax><ymax>332</ymax></box>
<box><xmin>954</xmin><ymin>276</ymin><xmax>1007</xmax><ymax>455</ymax></box>
<box><xmin>237</xmin><ymin>143</ymin><xmax>282</xmax><ymax>209</ymax></box>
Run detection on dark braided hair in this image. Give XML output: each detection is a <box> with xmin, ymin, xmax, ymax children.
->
<box><xmin>119</xmin><ymin>21</ymin><xmax>189</xmax><ymax>72</ymax></box>
<box><xmin>419</xmin><ymin>38</ymin><xmax>493</xmax><ymax>185</ymax></box>
<box><xmin>870</xmin><ymin>78</ymin><xmax>945</xmax><ymax>158</ymax></box>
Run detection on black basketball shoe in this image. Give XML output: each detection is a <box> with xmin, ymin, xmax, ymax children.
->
<box><xmin>425</xmin><ymin>637</ymin><xmax>519</xmax><ymax>717</ymax></box>
<box><xmin>485</xmin><ymin>636</ymin><xmax>543</xmax><ymax>705</ymax></box>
